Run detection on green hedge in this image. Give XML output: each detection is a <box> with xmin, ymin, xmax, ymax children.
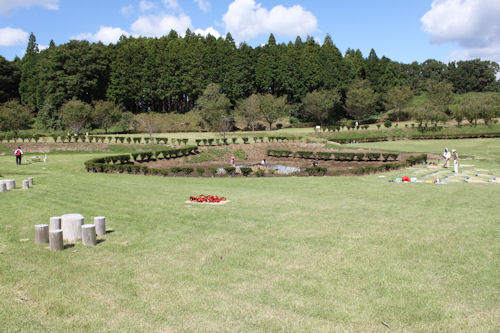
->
<box><xmin>321</xmin><ymin>125</ymin><xmax>500</xmax><ymax>143</ymax></box>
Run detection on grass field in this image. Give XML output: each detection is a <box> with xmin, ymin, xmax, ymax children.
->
<box><xmin>0</xmin><ymin>138</ymin><xmax>499</xmax><ymax>331</ymax></box>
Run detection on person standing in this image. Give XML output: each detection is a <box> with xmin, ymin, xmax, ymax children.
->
<box><xmin>443</xmin><ymin>148</ymin><xmax>451</xmax><ymax>168</ymax></box>
<box><xmin>452</xmin><ymin>149</ymin><xmax>459</xmax><ymax>173</ymax></box>
<box><xmin>15</xmin><ymin>146</ymin><xmax>23</xmax><ymax>165</ymax></box>
<box><xmin>230</xmin><ymin>156</ymin><xmax>235</xmax><ymax>167</ymax></box>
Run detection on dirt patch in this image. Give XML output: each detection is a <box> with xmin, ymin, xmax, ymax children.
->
<box><xmin>138</xmin><ymin>143</ymin><xmax>428</xmax><ymax>176</ymax></box>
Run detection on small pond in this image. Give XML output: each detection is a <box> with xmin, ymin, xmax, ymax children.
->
<box><xmin>218</xmin><ymin>163</ymin><xmax>300</xmax><ymax>175</ymax></box>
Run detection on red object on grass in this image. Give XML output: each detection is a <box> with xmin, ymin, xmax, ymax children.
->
<box><xmin>190</xmin><ymin>194</ymin><xmax>227</xmax><ymax>203</ymax></box>
<box><xmin>401</xmin><ymin>176</ymin><xmax>410</xmax><ymax>182</ymax></box>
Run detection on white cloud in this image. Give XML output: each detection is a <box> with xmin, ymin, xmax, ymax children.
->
<box><xmin>0</xmin><ymin>27</ymin><xmax>28</xmax><ymax>46</ymax></box>
<box><xmin>131</xmin><ymin>13</ymin><xmax>192</xmax><ymax>37</ymax></box>
<box><xmin>0</xmin><ymin>0</ymin><xmax>58</xmax><ymax>14</ymax></box>
<box><xmin>222</xmin><ymin>0</ymin><xmax>317</xmax><ymax>42</ymax></box>
<box><xmin>421</xmin><ymin>0</ymin><xmax>500</xmax><ymax>62</ymax></box>
<box><xmin>194</xmin><ymin>27</ymin><xmax>220</xmax><ymax>38</ymax></box>
<box><xmin>162</xmin><ymin>0</ymin><xmax>181</xmax><ymax>11</ymax></box>
<box><xmin>194</xmin><ymin>0</ymin><xmax>210</xmax><ymax>13</ymax></box>
<box><xmin>139</xmin><ymin>0</ymin><xmax>156</xmax><ymax>12</ymax></box>
<box><xmin>72</xmin><ymin>26</ymin><xmax>129</xmax><ymax>44</ymax></box>
<box><xmin>121</xmin><ymin>5</ymin><xmax>133</xmax><ymax>17</ymax></box>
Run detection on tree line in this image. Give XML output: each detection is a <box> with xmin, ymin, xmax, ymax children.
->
<box><xmin>0</xmin><ymin>30</ymin><xmax>499</xmax><ymax>132</ymax></box>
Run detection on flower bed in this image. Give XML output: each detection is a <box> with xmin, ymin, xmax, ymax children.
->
<box><xmin>189</xmin><ymin>194</ymin><xmax>227</xmax><ymax>203</ymax></box>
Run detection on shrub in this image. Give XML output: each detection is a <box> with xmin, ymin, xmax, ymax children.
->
<box><xmin>170</xmin><ymin>167</ymin><xmax>182</xmax><ymax>175</ymax></box>
<box><xmin>208</xmin><ymin>138</ymin><xmax>215</xmax><ymax>145</ymax></box>
<box><xmin>195</xmin><ymin>139</ymin><xmax>202</xmax><ymax>146</ymax></box>
<box><xmin>196</xmin><ymin>168</ymin><xmax>205</xmax><ymax>176</ymax></box>
<box><xmin>222</xmin><ymin>138</ymin><xmax>229</xmax><ymax>145</ymax></box>
<box><xmin>209</xmin><ymin>167</ymin><xmax>218</xmax><ymax>176</ymax></box>
<box><xmin>131</xmin><ymin>153</ymin><xmax>140</xmax><ymax>161</ymax></box>
<box><xmin>183</xmin><ymin>167</ymin><xmax>194</xmax><ymax>175</ymax></box>
<box><xmin>306</xmin><ymin>167</ymin><xmax>327</xmax><ymax>176</ymax></box>
<box><xmin>255</xmin><ymin>169</ymin><xmax>265</xmax><ymax>177</ymax></box>
<box><xmin>224</xmin><ymin>167</ymin><xmax>236</xmax><ymax>175</ymax></box>
<box><xmin>316</xmin><ymin>152</ymin><xmax>332</xmax><ymax>160</ymax></box>
<box><xmin>296</xmin><ymin>151</ymin><xmax>314</xmax><ymax>159</ymax></box>
<box><xmin>355</xmin><ymin>153</ymin><xmax>365</xmax><ymax>161</ymax></box>
<box><xmin>365</xmin><ymin>152</ymin><xmax>381</xmax><ymax>161</ymax></box>
<box><xmin>51</xmin><ymin>134</ymin><xmax>59</xmax><ymax>143</ymax></box>
<box><xmin>384</xmin><ymin>120</ymin><xmax>392</xmax><ymax>128</ymax></box>
<box><xmin>182</xmin><ymin>138</ymin><xmax>189</xmax><ymax>145</ymax></box>
<box><xmin>240</xmin><ymin>167</ymin><xmax>252</xmax><ymax>176</ymax></box>
<box><xmin>126</xmin><ymin>137</ymin><xmax>131</xmax><ymax>144</ymax></box>
<box><xmin>242</xmin><ymin>137</ymin><xmax>249</xmax><ymax>144</ymax></box>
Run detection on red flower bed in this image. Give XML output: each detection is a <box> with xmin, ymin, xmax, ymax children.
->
<box><xmin>190</xmin><ymin>194</ymin><xmax>227</xmax><ymax>203</ymax></box>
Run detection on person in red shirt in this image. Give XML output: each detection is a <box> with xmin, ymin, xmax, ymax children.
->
<box><xmin>14</xmin><ymin>147</ymin><xmax>23</xmax><ymax>165</ymax></box>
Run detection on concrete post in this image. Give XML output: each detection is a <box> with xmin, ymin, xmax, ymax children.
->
<box><xmin>35</xmin><ymin>224</ymin><xmax>49</xmax><ymax>244</ymax></box>
<box><xmin>49</xmin><ymin>216</ymin><xmax>61</xmax><ymax>230</ymax></box>
<box><xmin>94</xmin><ymin>216</ymin><xmax>106</xmax><ymax>236</ymax></box>
<box><xmin>81</xmin><ymin>224</ymin><xmax>97</xmax><ymax>246</ymax></box>
<box><xmin>49</xmin><ymin>229</ymin><xmax>64</xmax><ymax>251</ymax></box>
<box><xmin>61</xmin><ymin>213</ymin><xmax>84</xmax><ymax>242</ymax></box>
<box><xmin>22</xmin><ymin>180</ymin><xmax>29</xmax><ymax>189</ymax></box>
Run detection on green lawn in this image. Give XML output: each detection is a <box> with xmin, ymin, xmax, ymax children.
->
<box><xmin>0</xmin><ymin>139</ymin><xmax>498</xmax><ymax>331</ymax></box>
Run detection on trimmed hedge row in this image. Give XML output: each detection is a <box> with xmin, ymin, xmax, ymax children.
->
<box><xmin>84</xmin><ymin>146</ymin><xmax>198</xmax><ymax>172</ymax></box>
<box><xmin>351</xmin><ymin>154</ymin><xmax>427</xmax><ymax>175</ymax></box>
<box><xmin>267</xmin><ymin>149</ymin><xmax>399</xmax><ymax>162</ymax></box>
<box><xmin>321</xmin><ymin>125</ymin><xmax>500</xmax><ymax>144</ymax></box>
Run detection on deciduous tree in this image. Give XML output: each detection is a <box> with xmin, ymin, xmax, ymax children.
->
<box><xmin>259</xmin><ymin>94</ymin><xmax>287</xmax><ymax>130</ymax></box>
<box><xmin>0</xmin><ymin>100</ymin><xmax>33</xmax><ymax>134</ymax></box>
<box><xmin>302</xmin><ymin>89</ymin><xmax>341</xmax><ymax>125</ymax></box>
<box><xmin>60</xmin><ymin>99</ymin><xmax>92</xmax><ymax>134</ymax></box>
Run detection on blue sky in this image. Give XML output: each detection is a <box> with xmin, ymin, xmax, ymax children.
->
<box><xmin>1</xmin><ymin>0</ymin><xmax>499</xmax><ymax>65</ymax></box>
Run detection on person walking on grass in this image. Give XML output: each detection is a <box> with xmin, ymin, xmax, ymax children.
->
<box><xmin>14</xmin><ymin>147</ymin><xmax>23</xmax><ymax>165</ymax></box>
<box><xmin>452</xmin><ymin>149</ymin><xmax>459</xmax><ymax>173</ymax></box>
<box><xmin>443</xmin><ymin>148</ymin><xmax>451</xmax><ymax>168</ymax></box>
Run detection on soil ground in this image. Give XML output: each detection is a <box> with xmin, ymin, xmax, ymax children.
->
<box><xmin>139</xmin><ymin>142</ymin><xmax>435</xmax><ymax>176</ymax></box>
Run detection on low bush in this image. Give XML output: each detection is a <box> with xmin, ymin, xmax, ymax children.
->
<box><xmin>170</xmin><ymin>167</ymin><xmax>183</xmax><ymax>175</ymax></box>
<box><xmin>224</xmin><ymin>167</ymin><xmax>236</xmax><ymax>175</ymax></box>
<box><xmin>183</xmin><ymin>167</ymin><xmax>194</xmax><ymax>175</ymax></box>
<box><xmin>316</xmin><ymin>152</ymin><xmax>332</xmax><ymax>160</ymax></box>
<box><xmin>196</xmin><ymin>168</ymin><xmax>205</xmax><ymax>176</ymax></box>
<box><xmin>242</xmin><ymin>137</ymin><xmax>249</xmax><ymax>144</ymax></box>
<box><xmin>296</xmin><ymin>151</ymin><xmax>314</xmax><ymax>159</ymax></box>
<box><xmin>240</xmin><ymin>167</ymin><xmax>252</xmax><ymax>176</ymax></box>
<box><xmin>306</xmin><ymin>167</ymin><xmax>327</xmax><ymax>176</ymax></box>
<box><xmin>365</xmin><ymin>152</ymin><xmax>381</xmax><ymax>161</ymax></box>
<box><xmin>209</xmin><ymin>167</ymin><xmax>218</xmax><ymax>176</ymax></box>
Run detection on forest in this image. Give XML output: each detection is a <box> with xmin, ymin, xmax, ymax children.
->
<box><xmin>0</xmin><ymin>30</ymin><xmax>499</xmax><ymax>132</ymax></box>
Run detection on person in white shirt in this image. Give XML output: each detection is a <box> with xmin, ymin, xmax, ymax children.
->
<box><xmin>442</xmin><ymin>148</ymin><xmax>451</xmax><ymax>168</ymax></box>
<box><xmin>452</xmin><ymin>149</ymin><xmax>459</xmax><ymax>173</ymax></box>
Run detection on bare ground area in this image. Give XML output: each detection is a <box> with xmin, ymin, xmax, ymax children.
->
<box><xmin>139</xmin><ymin>142</ymin><xmax>435</xmax><ymax>176</ymax></box>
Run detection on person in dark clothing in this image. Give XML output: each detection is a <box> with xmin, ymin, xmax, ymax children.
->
<box><xmin>15</xmin><ymin>147</ymin><xmax>23</xmax><ymax>165</ymax></box>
